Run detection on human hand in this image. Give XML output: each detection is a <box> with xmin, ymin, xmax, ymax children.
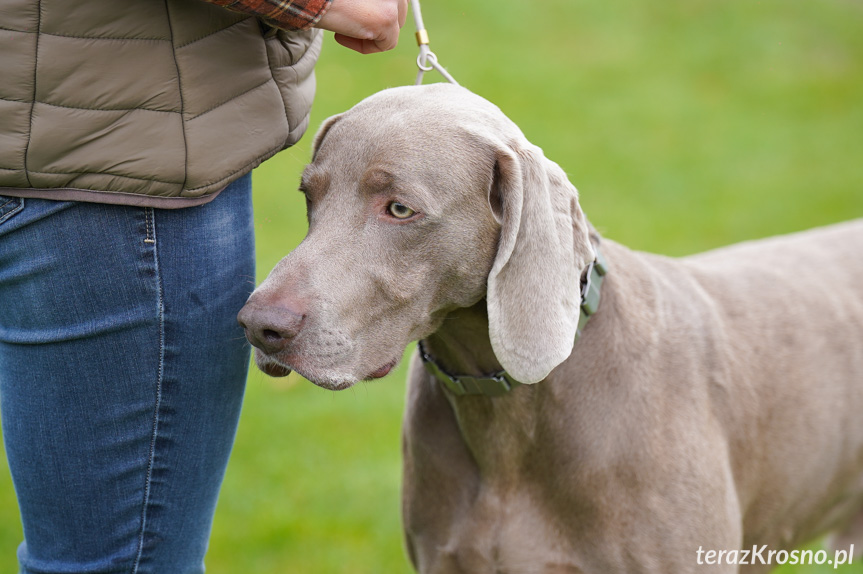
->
<box><xmin>316</xmin><ymin>0</ymin><xmax>408</xmax><ymax>54</ymax></box>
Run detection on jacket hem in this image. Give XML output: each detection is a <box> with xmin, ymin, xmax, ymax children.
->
<box><xmin>0</xmin><ymin>187</ymin><xmax>224</xmax><ymax>209</ymax></box>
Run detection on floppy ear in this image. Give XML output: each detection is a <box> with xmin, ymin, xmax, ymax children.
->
<box><xmin>311</xmin><ymin>113</ymin><xmax>343</xmax><ymax>160</ymax></box>
<box><xmin>486</xmin><ymin>142</ymin><xmax>595</xmax><ymax>384</ymax></box>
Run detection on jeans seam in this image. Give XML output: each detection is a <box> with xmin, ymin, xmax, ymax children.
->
<box><xmin>144</xmin><ymin>208</ymin><xmax>155</xmax><ymax>244</ymax></box>
<box><xmin>0</xmin><ymin>197</ymin><xmax>24</xmax><ymax>224</ymax></box>
<box><xmin>132</xmin><ymin>209</ymin><xmax>164</xmax><ymax>574</ymax></box>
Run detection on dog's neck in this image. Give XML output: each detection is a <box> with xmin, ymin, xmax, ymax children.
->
<box><xmin>422</xmin><ymin>301</ymin><xmax>543</xmax><ymax>476</ymax></box>
<box><xmin>423</xmin><ymin>301</ymin><xmax>502</xmax><ymax>381</ymax></box>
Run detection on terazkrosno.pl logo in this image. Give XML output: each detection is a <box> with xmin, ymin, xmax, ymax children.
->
<box><xmin>696</xmin><ymin>545</ymin><xmax>855</xmax><ymax>569</ymax></box>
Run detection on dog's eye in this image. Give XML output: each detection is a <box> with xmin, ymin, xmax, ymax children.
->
<box><xmin>387</xmin><ymin>201</ymin><xmax>416</xmax><ymax>220</ymax></box>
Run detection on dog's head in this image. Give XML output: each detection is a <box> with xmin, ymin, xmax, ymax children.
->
<box><xmin>238</xmin><ymin>84</ymin><xmax>594</xmax><ymax>390</ymax></box>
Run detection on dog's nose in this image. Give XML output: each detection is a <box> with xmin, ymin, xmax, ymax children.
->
<box><xmin>237</xmin><ymin>302</ymin><xmax>305</xmax><ymax>354</ymax></box>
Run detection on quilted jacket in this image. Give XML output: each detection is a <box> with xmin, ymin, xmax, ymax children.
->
<box><xmin>0</xmin><ymin>0</ymin><xmax>322</xmax><ymax>207</ymax></box>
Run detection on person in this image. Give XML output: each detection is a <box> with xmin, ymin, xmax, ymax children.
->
<box><xmin>0</xmin><ymin>0</ymin><xmax>406</xmax><ymax>572</ymax></box>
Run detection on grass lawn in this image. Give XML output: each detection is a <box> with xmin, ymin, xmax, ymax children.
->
<box><xmin>1</xmin><ymin>0</ymin><xmax>862</xmax><ymax>571</ymax></box>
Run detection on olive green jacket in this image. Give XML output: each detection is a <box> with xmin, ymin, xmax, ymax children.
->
<box><xmin>0</xmin><ymin>0</ymin><xmax>322</xmax><ymax>207</ymax></box>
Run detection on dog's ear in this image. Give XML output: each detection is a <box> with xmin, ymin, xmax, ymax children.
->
<box><xmin>486</xmin><ymin>142</ymin><xmax>595</xmax><ymax>384</ymax></box>
<box><xmin>311</xmin><ymin>113</ymin><xmax>343</xmax><ymax>160</ymax></box>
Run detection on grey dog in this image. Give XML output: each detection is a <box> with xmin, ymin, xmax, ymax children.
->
<box><xmin>238</xmin><ymin>84</ymin><xmax>863</xmax><ymax>573</ymax></box>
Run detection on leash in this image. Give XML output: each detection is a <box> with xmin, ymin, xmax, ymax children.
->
<box><xmin>410</xmin><ymin>0</ymin><xmax>458</xmax><ymax>85</ymax></box>
<box><xmin>419</xmin><ymin>247</ymin><xmax>609</xmax><ymax>397</ymax></box>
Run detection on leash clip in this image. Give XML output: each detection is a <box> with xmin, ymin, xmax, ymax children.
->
<box><xmin>411</xmin><ymin>0</ymin><xmax>458</xmax><ymax>85</ymax></box>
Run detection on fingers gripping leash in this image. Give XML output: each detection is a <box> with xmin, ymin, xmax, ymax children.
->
<box><xmin>411</xmin><ymin>0</ymin><xmax>459</xmax><ymax>85</ymax></box>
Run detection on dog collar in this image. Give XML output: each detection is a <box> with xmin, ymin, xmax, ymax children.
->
<box><xmin>418</xmin><ymin>247</ymin><xmax>608</xmax><ymax>397</ymax></box>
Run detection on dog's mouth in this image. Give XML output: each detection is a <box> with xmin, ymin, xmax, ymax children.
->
<box><xmin>252</xmin><ymin>349</ymin><xmax>293</xmax><ymax>378</ymax></box>
<box><xmin>260</xmin><ymin>360</ymin><xmax>292</xmax><ymax>378</ymax></box>
<box><xmin>363</xmin><ymin>357</ymin><xmax>400</xmax><ymax>381</ymax></box>
<box><xmin>253</xmin><ymin>349</ymin><xmax>400</xmax><ymax>389</ymax></box>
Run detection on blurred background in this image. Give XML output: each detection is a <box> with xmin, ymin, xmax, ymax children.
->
<box><xmin>1</xmin><ymin>0</ymin><xmax>862</xmax><ymax>572</ymax></box>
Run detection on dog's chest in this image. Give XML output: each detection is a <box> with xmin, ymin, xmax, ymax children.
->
<box><xmin>426</xmin><ymin>484</ymin><xmax>585</xmax><ymax>573</ymax></box>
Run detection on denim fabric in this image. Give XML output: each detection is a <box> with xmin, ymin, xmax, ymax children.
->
<box><xmin>0</xmin><ymin>175</ymin><xmax>255</xmax><ymax>574</ymax></box>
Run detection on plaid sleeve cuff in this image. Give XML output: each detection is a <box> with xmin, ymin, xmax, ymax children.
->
<box><xmin>208</xmin><ymin>0</ymin><xmax>333</xmax><ymax>31</ymax></box>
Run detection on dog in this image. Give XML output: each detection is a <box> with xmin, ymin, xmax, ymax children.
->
<box><xmin>238</xmin><ymin>84</ymin><xmax>863</xmax><ymax>573</ymax></box>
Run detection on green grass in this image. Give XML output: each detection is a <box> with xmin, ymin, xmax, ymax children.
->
<box><xmin>2</xmin><ymin>0</ymin><xmax>863</xmax><ymax>571</ymax></box>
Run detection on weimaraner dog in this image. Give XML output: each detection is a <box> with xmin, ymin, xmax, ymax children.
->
<box><xmin>238</xmin><ymin>84</ymin><xmax>863</xmax><ymax>573</ymax></box>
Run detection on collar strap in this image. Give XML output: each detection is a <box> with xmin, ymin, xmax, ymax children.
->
<box><xmin>419</xmin><ymin>247</ymin><xmax>608</xmax><ymax>397</ymax></box>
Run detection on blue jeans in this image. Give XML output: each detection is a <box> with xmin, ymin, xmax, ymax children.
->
<box><xmin>0</xmin><ymin>175</ymin><xmax>254</xmax><ymax>574</ymax></box>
